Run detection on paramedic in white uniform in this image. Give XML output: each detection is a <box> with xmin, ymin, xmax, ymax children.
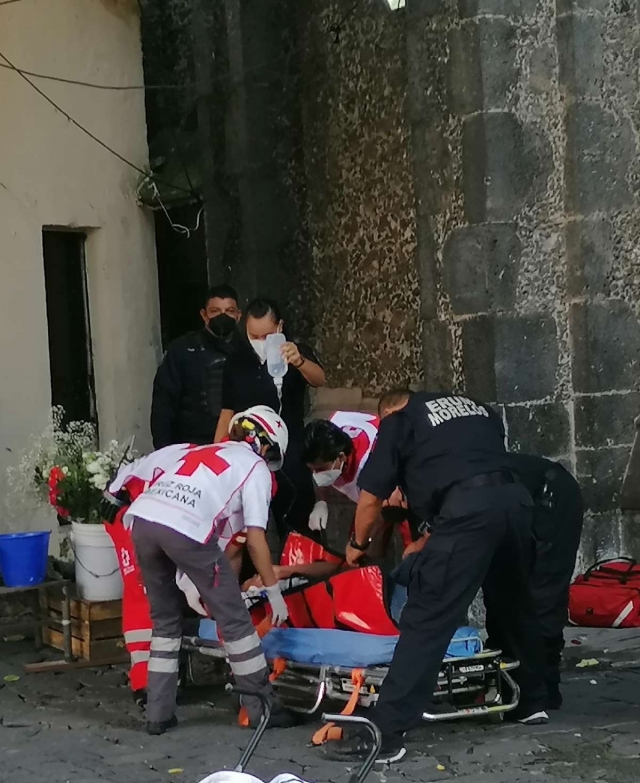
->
<box><xmin>125</xmin><ymin>407</ymin><xmax>294</xmax><ymax>735</ymax></box>
<box><xmin>304</xmin><ymin>411</ymin><xmax>379</xmax><ymax>529</ymax></box>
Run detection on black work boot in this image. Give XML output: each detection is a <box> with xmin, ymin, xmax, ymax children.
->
<box><xmin>248</xmin><ymin>704</ymin><xmax>302</xmax><ymax>729</ymax></box>
<box><xmin>324</xmin><ymin>727</ymin><xmax>407</xmax><ymax>764</ymax></box>
<box><xmin>146</xmin><ymin>715</ymin><xmax>178</xmax><ymax>736</ymax></box>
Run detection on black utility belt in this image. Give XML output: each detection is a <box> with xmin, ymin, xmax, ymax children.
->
<box><xmin>457</xmin><ymin>470</ymin><xmax>518</xmax><ymax>490</ymax></box>
<box><xmin>436</xmin><ymin>470</ymin><xmax>519</xmax><ymax>512</ymax></box>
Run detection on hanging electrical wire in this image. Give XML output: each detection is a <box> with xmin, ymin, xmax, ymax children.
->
<box><xmin>147</xmin><ymin>181</ymin><xmax>203</xmax><ymax>238</ymax></box>
<box><xmin>0</xmin><ymin>0</ymin><xmax>366</xmax><ymax>93</ymax></box>
<box><xmin>0</xmin><ymin>0</ymin><xmax>368</xmax><ymax>235</ymax></box>
<box><xmin>0</xmin><ymin>62</ymin><xmax>193</xmax><ymax>91</ymax></box>
<box><xmin>0</xmin><ymin>48</ymin><xmax>193</xmax><ymax>197</ymax></box>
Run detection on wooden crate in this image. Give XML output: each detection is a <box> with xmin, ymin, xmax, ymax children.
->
<box><xmin>40</xmin><ymin>588</ymin><xmax>128</xmax><ymax>663</ymax></box>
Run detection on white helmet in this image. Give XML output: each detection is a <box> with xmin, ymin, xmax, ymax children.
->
<box><xmin>229</xmin><ymin>406</ymin><xmax>289</xmax><ymax>472</ymax></box>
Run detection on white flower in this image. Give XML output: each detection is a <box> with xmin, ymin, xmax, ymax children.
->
<box><xmin>86</xmin><ymin>460</ymin><xmax>101</xmax><ymax>475</ymax></box>
<box><xmin>90</xmin><ymin>473</ymin><xmax>109</xmax><ymax>491</ymax></box>
<box><xmin>62</xmin><ymin>466</ymin><xmax>69</xmax><ymax>475</ymax></box>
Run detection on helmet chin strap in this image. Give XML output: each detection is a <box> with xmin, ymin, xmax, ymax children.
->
<box><xmin>239</xmin><ymin>417</ymin><xmax>274</xmax><ymax>460</ymax></box>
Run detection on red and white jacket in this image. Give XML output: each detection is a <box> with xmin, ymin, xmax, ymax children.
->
<box><xmin>124</xmin><ymin>441</ymin><xmax>272</xmax><ymax>545</ymax></box>
<box><xmin>329</xmin><ymin>411</ymin><xmax>379</xmax><ymax>503</ymax></box>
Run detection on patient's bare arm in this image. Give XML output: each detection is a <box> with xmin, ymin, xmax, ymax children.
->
<box><xmin>279</xmin><ymin>561</ymin><xmax>342</xmax><ymax>580</ymax></box>
<box><xmin>242</xmin><ymin>560</ymin><xmax>342</xmax><ymax>591</ymax></box>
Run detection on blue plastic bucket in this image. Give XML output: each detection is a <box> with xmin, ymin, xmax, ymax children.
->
<box><xmin>0</xmin><ymin>531</ymin><xmax>50</xmax><ymax>588</ymax></box>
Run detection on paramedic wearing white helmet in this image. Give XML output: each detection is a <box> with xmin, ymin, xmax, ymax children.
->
<box><xmin>177</xmin><ymin>405</ymin><xmax>286</xmax><ymax>615</ymax></box>
<box><xmin>126</xmin><ymin>407</ymin><xmax>294</xmax><ymax>735</ymax></box>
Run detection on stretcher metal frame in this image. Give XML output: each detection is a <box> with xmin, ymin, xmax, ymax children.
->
<box><xmin>182</xmin><ymin>634</ymin><xmax>521</xmax><ymax>723</ymax></box>
<box><xmin>198</xmin><ymin>689</ymin><xmax>382</xmax><ymax>783</ymax></box>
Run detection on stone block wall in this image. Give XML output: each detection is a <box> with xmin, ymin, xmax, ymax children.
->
<box><xmin>297</xmin><ymin>0</ymin><xmax>423</xmax><ymax>394</ymax></box>
<box><xmin>406</xmin><ymin>0</ymin><xmax>640</xmax><ymax>563</ymax></box>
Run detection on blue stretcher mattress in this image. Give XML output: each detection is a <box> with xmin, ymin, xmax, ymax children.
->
<box><xmin>197</xmin><ymin>621</ymin><xmax>482</xmax><ymax>667</ymax></box>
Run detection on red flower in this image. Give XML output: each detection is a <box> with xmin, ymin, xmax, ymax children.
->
<box><xmin>48</xmin><ymin>466</ymin><xmax>65</xmax><ymax>490</ymax></box>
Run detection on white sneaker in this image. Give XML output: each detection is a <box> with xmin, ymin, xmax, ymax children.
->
<box><xmin>517</xmin><ymin>710</ymin><xmax>549</xmax><ymax>725</ymax></box>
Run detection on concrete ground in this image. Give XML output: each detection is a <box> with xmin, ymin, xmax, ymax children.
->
<box><xmin>1</xmin><ymin>631</ymin><xmax>640</xmax><ymax>783</ymax></box>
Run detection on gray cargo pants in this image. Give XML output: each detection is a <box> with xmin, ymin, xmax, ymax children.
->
<box><xmin>131</xmin><ymin>517</ymin><xmax>271</xmax><ymax>724</ymax></box>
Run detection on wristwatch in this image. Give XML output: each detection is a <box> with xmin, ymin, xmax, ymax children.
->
<box><xmin>349</xmin><ymin>536</ymin><xmax>372</xmax><ymax>552</ymax></box>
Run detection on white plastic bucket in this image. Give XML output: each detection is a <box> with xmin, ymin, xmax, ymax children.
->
<box><xmin>71</xmin><ymin>521</ymin><xmax>123</xmax><ymax>601</ymax></box>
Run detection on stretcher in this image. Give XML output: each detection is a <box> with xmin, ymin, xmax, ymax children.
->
<box><xmin>183</xmin><ymin>538</ymin><xmax>521</xmax><ymax>728</ymax></box>
<box><xmin>183</xmin><ymin>606</ymin><xmax>521</xmax><ymax>727</ymax></box>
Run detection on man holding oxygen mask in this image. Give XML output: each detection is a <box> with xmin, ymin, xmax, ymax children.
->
<box><xmin>215</xmin><ymin>298</ymin><xmax>326</xmax><ymax>541</ymax></box>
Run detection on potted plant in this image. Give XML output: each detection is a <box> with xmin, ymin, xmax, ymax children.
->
<box><xmin>6</xmin><ymin>407</ymin><xmax>134</xmax><ymax>601</ymax></box>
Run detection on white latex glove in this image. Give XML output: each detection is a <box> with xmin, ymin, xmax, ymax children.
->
<box><xmin>265</xmin><ymin>583</ymin><xmax>289</xmax><ymax>626</ymax></box>
<box><xmin>308</xmin><ymin>500</ymin><xmax>329</xmax><ymax>532</ymax></box>
<box><xmin>176</xmin><ymin>572</ymin><xmax>208</xmax><ymax>617</ymax></box>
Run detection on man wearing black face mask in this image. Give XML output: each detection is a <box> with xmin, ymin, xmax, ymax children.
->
<box><xmin>150</xmin><ymin>285</ymin><xmax>242</xmax><ymax>449</ymax></box>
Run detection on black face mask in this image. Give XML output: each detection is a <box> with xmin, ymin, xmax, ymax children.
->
<box><xmin>381</xmin><ymin>506</ymin><xmax>408</xmax><ymax>526</ymax></box>
<box><xmin>207</xmin><ymin>314</ymin><xmax>237</xmax><ymax>339</ymax></box>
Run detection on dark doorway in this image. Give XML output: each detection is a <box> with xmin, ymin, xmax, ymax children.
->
<box><xmin>42</xmin><ymin>229</ymin><xmax>97</xmax><ymax>429</ymax></box>
<box><xmin>155</xmin><ymin>203</ymin><xmax>208</xmax><ymax>349</ymax></box>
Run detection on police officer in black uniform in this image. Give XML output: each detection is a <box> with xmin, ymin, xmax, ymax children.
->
<box><xmin>377</xmin><ymin>394</ymin><xmax>583</xmax><ymax>714</ymax></box>
<box><xmin>150</xmin><ymin>285</ymin><xmax>242</xmax><ymax>448</ymax></box>
<box><xmin>500</xmin><ymin>453</ymin><xmax>583</xmax><ymax>710</ymax></box>
<box><xmin>330</xmin><ymin>390</ymin><xmax>548</xmax><ymax>765</ymax></box>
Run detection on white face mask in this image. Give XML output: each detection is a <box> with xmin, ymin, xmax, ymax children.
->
<box><xmin>250</xmin><ymin>339</ymin><xmax>267</xmax><ymax>363</ymax></box>
<box><xmin>313</xmin><ymin>460</ymin><xmax>343</xmax><ymax>487</ymax></box>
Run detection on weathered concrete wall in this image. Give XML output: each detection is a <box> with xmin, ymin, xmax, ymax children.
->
<box><xmin>298</xmin><ymin>0</ymin><xmax>423</xmax><ymax>394</ymax></box>
<box><xmin>406</xmin><ymin>0</ymin><xmax>640</xmax><ymax>562</ymax></box>
<box><xmin>0</xmin><ymin>0</ymin><xmax>159</xmax><ymax>535</ymax></box>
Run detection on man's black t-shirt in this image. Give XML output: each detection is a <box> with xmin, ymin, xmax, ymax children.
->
<box><xmin>220</xmin><ymin>340</ymin><xmax>321</xmax><ymax>443</ymax></box>
<box><xmin>504</xmin><ymin>453</ymin><xmax>581</xmax><ymax>507</ymax></box>
<box><xmin>503</xmin><ymin>453</ymin><xmax>555</xmax><ymax>499</ymax></box>
<box><xmin>358</xmin><ymin>391</ymin><xmax>512</xmax><ymax>518</ymax></box>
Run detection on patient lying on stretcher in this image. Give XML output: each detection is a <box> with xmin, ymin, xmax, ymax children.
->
<box><xmin>178</xmin><ymin>487</ymin><xmax>421</xmax><ymax>619</ymax></box>
<box><xmin>239</xmin><ymin>485</ymin><xmax>420</xmax><ymax>594</ymax></box>
<box><xmin>178</xmin><ymin>531</ymin><xmax>346</xmax><ymax>617</ymax></box>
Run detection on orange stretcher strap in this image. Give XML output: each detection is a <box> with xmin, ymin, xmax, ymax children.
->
<box><xmin>256</xmin><ymin>614</ymin><xmax>273</xmax><ymax>638</ymax></box>
<box><xmin>311</xmin><ymin>668</ymin><xmax>365</xmax><ymax>745</ymax></box>
<box><xmin>269</xmin><ymin>657</ymin><xmax>287</xmax><ymax>682</ymax></box>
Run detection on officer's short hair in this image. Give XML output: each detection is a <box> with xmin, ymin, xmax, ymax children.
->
<box><xmin>205</xmin><ymin>284</ymin><xmax>239</xmax><ymax>307</ymax></box>
<box><xmin>304</xmin><ymin>419</ymin><xmax>354</xmax><ymax>464</ymax></box>
<box><xmin>378</xmin><ymin>389</ymin><xmax>413</xmax><ymax>418</ymax></box>
<box><xmin>245</xmin><ymin>297</ymin><xmax>283</xmax><ymax>324</ymax></box>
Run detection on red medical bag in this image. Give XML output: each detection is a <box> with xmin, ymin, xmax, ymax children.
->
<box><xmin>250</xmin><ymin>565</ymin><xmax>398</xmax><ymax>635</ymax></box>
<box><xmin>569</xmin><ymin>558</ymin><xmax>640</xmax><ymax>628</ymax></box>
